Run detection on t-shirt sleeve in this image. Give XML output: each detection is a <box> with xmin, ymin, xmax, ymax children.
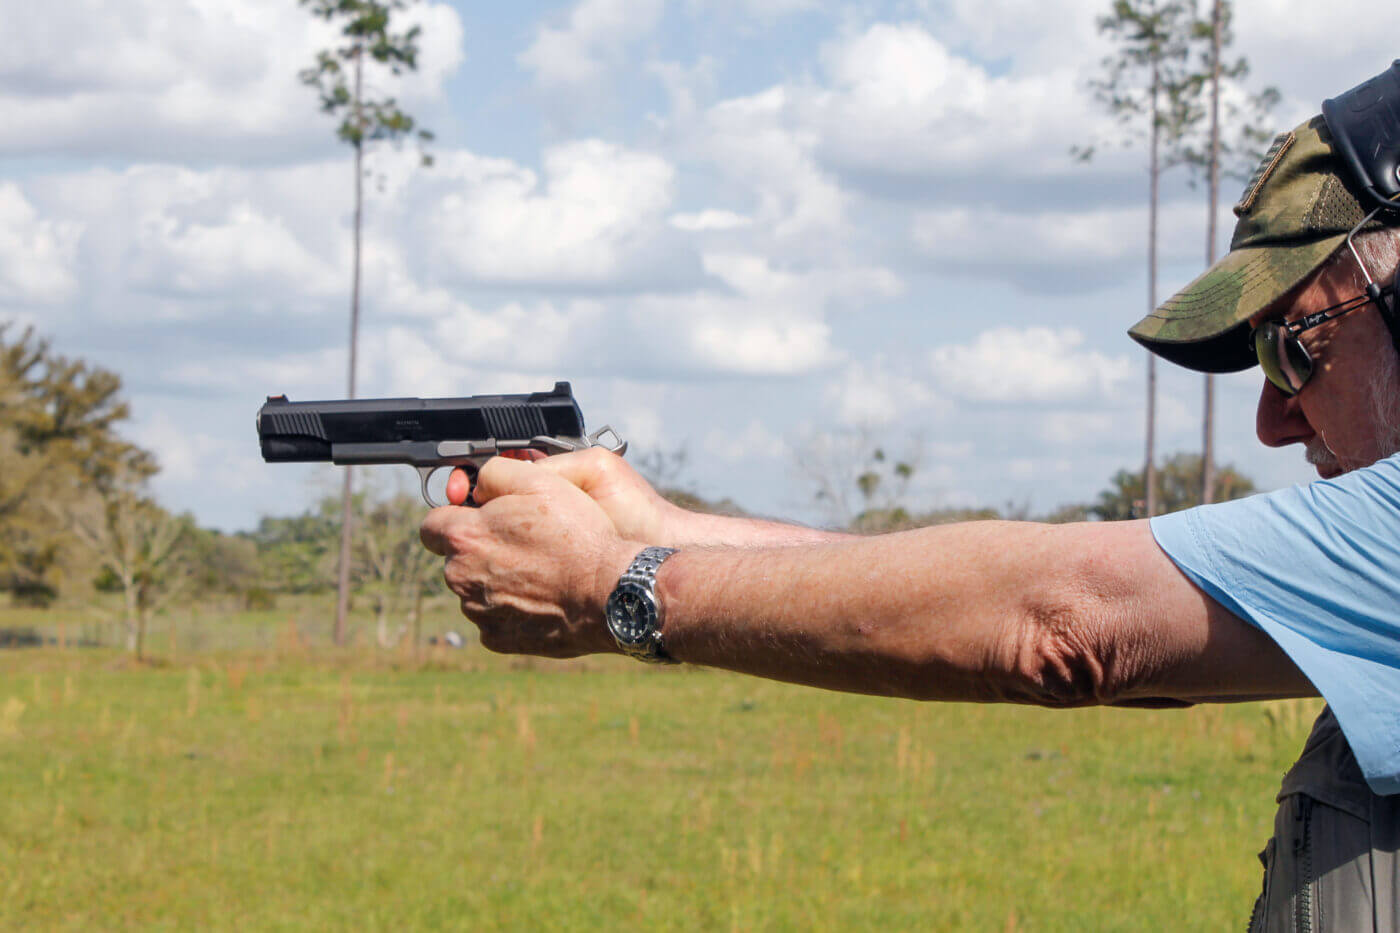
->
<box><xmin>1150</xmin><ymin>455</ymin><xmax>1400</xmax><ymax>796</ymax></box>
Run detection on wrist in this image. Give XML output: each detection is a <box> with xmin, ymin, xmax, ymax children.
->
<box><xmin>651</xmin><ymin>499</ymin><xmax>693</xmax><ymax>546</ymax></box>
<box><xmin>592</xmin><ymin>541</ymin><xmax>645</xmax><ymax>653</ymax></box>
<box><xmin>655</xmin><ymin>500</ymin><xmax>741</xmax><ymax>548</ymax></box>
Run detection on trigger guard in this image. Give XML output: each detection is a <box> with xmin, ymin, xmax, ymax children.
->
<box><xmin>418</xmin><ymin>464</ymin><xmax>482</xmax><ymax>508</ymax></box>
<box><xmin>416</xmin><ymin>466</ymin><xmax>444</xmax><ymax>508</ymax></box>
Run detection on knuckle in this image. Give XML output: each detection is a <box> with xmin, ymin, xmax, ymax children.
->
<box><xmin>590</xmin><ymin>448</ymin><xmax>616</xmax><ymax>474</ymax></box>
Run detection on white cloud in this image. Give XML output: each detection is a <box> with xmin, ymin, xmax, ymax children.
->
<box><xmin>663</xmin><ymin>20</ymin><xmax>1131</xmax><ymax>257</ymax></box>
<box><xmin>823</xmin><ymin>357</ymin><xmax>945</xmax><ymax>426</ymax></box>
<box><xmin>801</xmin><ymin>23</ymin><xmax>1111</xmax><ymax>184</ymax></box>
<box><xmin>421</xmin><ymin>141</ymin><xmax>678</xmax><ymax>285</ymax></box>
<box><xmin>687</xmin><ymin>313</ymin><xmax>834</xmax><ymax>374</ymax></box>
<box><xmin>909</xmin><ymin>200</ymin><xmax>1207</xmax><ymax>289</ymax></box>
<box><xmin>167</xmin><ymin>346</ymin><xmax>346</xmax><ymax>395</ymax></box>
<box><xmin>929</xmin><ymin>327</ymin><xmax>1134</xmax><ymax>403</ymax></box>
<box><xmin>0</xmin><ymin>0</ymin><xmax>463</xmax><ymax>160</ymax></box>
<box><xmin>669</xmin><ymin>210</ymin><xmax>753</xmax><ymax>231</ymax></box>
<box><xmin>931</xmin><ymin>0</ymin><xmax>1109</xmax><ymax>73</ymax></box>
<box><xmin>131</xmin><ymin>200</ymin><xmax>340</xmax><ymax>299</ymax></box>
<box><xmin>518</xmin><ymin>0</ymin><xmax>664</xmax><ymax>89</ymax></box>
<box><xmin>128</xmin><ymin>410</ymin><xmax>256</xmax><ymax>493</ymax></box>
<box><xmin>1234</xmin><ymin>1</ymin><xmax>1396</xmax><ymax>106</ymax></box>
<box><xmin>5</xmin><ymin>147</ymin><xmax>896</xmax><ymax>393</ymax></box>
<box><xmin>20</xmin><ymin>162</ymin><xmax>350</xmax><ymax>327</ymax></box>
<box><xmin>430</xmin><ymin>299</ymin><xmax>607</xmax><ymax>372</ymax></box>
<box><xmin>698</xmin><ymin>87</ymin><xmax>849</xmax><ymax>238</ymax></box>
<box><xmin>684</xmin><ymin>0</ymin><xmax>817</xmax><ymax>22</ymax></box>
<box><xmin>0</xmin><ymin>184</ymin><xmax>81</xmax><ymax>306</ymax></box>
<box><xmin>369</xmin><ymin>327</ymin><xmax>550</xmax><ymax>399</ymax></box>
<box><xmin>703</xmin><ymin>418</ymin><xmax>789</xmax><ymax>464</ymax></box>
<box><xmin>621</xmin><ymin>252</ymin><xmax>898</xmax><ymax>376</ymax></box>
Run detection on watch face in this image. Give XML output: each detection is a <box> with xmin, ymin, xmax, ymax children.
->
<box><xmin>606</xmin><ymin>583</ymin><xmax>655</xmax><ymax>645</ymax></box>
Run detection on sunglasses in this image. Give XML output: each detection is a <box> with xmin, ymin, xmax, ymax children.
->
<box><xmin>1250</xmin><ymin>204</ymin><xmax>1400</xmax><ymax>397</ymax></box>
<box><xmin>1250</xmin><ymin>289</ymin><xmax>1389</xmax><ymax>396</ymax></box>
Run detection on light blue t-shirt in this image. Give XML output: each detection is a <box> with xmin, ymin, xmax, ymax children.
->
<box><xmin>1150</xmin><ymin>454</ymin><xmax>1400</xmax><ymax>796</ymax></box>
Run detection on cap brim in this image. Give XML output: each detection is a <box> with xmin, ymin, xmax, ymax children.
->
<box><xmin>1128</xmin><ymin>234</ymin><xmax>1346</xmax><ymax>373</ymax></box>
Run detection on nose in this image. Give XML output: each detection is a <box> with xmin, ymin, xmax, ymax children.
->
<box><xmin>1255</xmin><ymin>379</ymin><xmax>1314</xmax><ymax>448</ymax></box>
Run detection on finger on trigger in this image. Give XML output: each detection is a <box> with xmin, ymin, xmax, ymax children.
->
<box><xmin>445</xmin><ymin>467</ymin><xmax>472</xmax><ymax>506</ymax></box>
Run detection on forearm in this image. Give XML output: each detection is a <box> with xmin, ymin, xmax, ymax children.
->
<box><xmin>654</xmin><ymin>521</ymin><xmax>1077</xmax><ymax>703</ymax></box>
<box><xmin>648</xmin><ymin>519</ymin><xmax>1312</xmax><ymax>706</ymax></box>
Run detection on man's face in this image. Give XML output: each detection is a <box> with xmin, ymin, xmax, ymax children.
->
<box><xmin>1251</xmin><ymin>256</ymin><xmax>1400</xmax><ymax>478</ymax></box>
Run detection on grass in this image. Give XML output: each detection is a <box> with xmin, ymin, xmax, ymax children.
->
<box><xmin>0</xmin><ymin>627</ymin><xmax>1321</xmax><ymax>931</ymax></box>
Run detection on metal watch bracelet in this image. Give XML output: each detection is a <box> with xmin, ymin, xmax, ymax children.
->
<box><xmin>606</xmin><ymin>546</ymin><xmax>679</xmax><ymax>664</ymax></box>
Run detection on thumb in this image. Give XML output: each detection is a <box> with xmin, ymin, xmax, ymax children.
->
<box><xmin>532</xmin><ymin>448</ymin><xmax>620</xmax><ymax>496</ymax></box>
<box><xmin>472</xmin><ymin>454</ymin><xmax>556</xmax><ymax>506</ymax></box>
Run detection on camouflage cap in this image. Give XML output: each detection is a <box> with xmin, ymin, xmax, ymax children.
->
<box><xmin>1128</xmin><ymin>115</ymin><xmax>1382</xmax><ymax>373</ymax></box>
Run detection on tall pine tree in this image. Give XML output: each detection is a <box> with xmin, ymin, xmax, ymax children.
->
<box><xmin>1178</xmin><ymin>0</ymin><xmax>1277</xmax><ymax>503</ymax></box>
<box><xmin>1077</xmin><ymin>0</ymin><xmax>1202</xmax><ymax>518</ymax></box>
<box><xmin>300</xmin><ymin>0</ymin><xmax>433</xmax><ymax>645</ymax></box>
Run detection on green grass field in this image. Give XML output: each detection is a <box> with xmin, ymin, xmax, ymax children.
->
<box><xmin>0</xmin><ymin>611</ymin><xmax>1321</xmax><ymax>931</ymax></box>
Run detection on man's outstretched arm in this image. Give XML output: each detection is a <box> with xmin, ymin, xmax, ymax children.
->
<box><xmin>421</xmin><ymin>454</ymin><xmax>1315</xmax><ymax>708</ymax></box>
<box><xmin>653</xmin><ymin>518</ymin><xmax>1313</xmax><ymax>706</ymax></box>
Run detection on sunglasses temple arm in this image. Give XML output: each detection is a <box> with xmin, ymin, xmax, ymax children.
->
<box><xmin>1341</xmin><ymin>207</ymin><xmax>1400</xmax><ymax>363</ymax></box>
<box><xmin>1344</xmin><ymin>208</ymin><xmax>1381</xmax><ymax>288</ymax></box>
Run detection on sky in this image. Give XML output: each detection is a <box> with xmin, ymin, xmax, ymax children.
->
<box><xmin>1</xmin><ymin>0</ymin><xmax>1393</xmax><ymax>531</ymax></box>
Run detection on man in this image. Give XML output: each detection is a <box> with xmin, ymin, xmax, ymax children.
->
<box><xmin>421</xmin><ymin>110</ymin><xmax>1400</xmax><ymax>926</ymax></box>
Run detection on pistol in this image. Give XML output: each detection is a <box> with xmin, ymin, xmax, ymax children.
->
<box><xmin>257</xmin><ymin>381</ymin><xmax>626</xmax><ymax>506</ymax></box>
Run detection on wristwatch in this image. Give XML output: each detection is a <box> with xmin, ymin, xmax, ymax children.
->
<box><xmin>605</xmin><ymin>546</ymin><xmax>679</xmax><ymax>663</ymax></box>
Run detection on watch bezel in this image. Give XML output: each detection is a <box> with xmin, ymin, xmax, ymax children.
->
<box><xmin>606</xmin><ymin>580</ymin><xmax>658</xmax><ymax>647</ymax></box>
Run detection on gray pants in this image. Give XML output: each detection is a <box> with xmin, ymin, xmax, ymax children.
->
<box><xmin>1249</xmin><ymin>708</ymin><xmax>1400</xmax><ymax>931</ymax></box>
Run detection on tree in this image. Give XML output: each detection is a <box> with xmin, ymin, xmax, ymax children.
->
<box><xmin>70</xmin><ymin>487</ymin><xmax>196</xmax><ymax>659</ymax></box>
<box><xmin>21</xmin><ymin>352</ymin><xmax>155</xmax><ymax>494</ymax></box>
<box><xmin>0</xmin><ymin>325</ymin><xmax>155</xmax><ymax>604</ymax></box>
<box><xmin>794</xmin><ymin>428</ymin><xmax>922</xmax><ymax>530</ymax></box>
<box><xmin>300</xmin><ymin>0</ymin><xmax>434</xmax><ymax>646</ymax></box>
<box><xmin>1177</xmin><ymin>0</ymin><xmax>1277</xmax><ymax>505</ymax></box>
<box><xmin>242</xmin><ymin>502</ymin><xmax>341</xmax><ymax>595</ymax></box>
<box><xmin>186</xmin><ymin>529</ymin><xmax>262</xmax><ymax>607</ymax></box>
<box><xmin>0</xmin><ymin>329</ymin><xmax>56</xmax><ymax>601</ymax></box>
<box><xmin>1078</xmin><ymin>0</ymin><xmax>1204</xmax><ymax>518</ymax></box>
<box><xmin>1088</xmin><ymin>450</ymin><xmax>1255</xmax><ymax>520</ymax></box>
<box><xmin>355</xmin><ymin>488</ymin><xmax>441</xmax><ymax>649</ymax></box>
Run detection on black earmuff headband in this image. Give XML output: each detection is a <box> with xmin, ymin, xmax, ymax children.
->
<box><xmin>1322</xmin><ymin>60</ymin><xmax>1400</xmax><ymax>359</ymax></box>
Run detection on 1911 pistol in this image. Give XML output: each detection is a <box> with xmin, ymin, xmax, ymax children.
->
<box><xmin>257</xmin><ymin>381</ymin><xmax>626</xmax><ymax>506</ymax></box>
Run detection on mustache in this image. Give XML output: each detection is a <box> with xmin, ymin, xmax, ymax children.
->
<box><xmin>1304</xmin><ymin>438</ymin><xmax>1339</xmax><ymax>470</ymax></box>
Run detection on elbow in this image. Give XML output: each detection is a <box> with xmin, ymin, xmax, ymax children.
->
<box><xmin>998</xmin><ymin>599</ymin><xmax>1127</xmax><ymax>709</ymax></box>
